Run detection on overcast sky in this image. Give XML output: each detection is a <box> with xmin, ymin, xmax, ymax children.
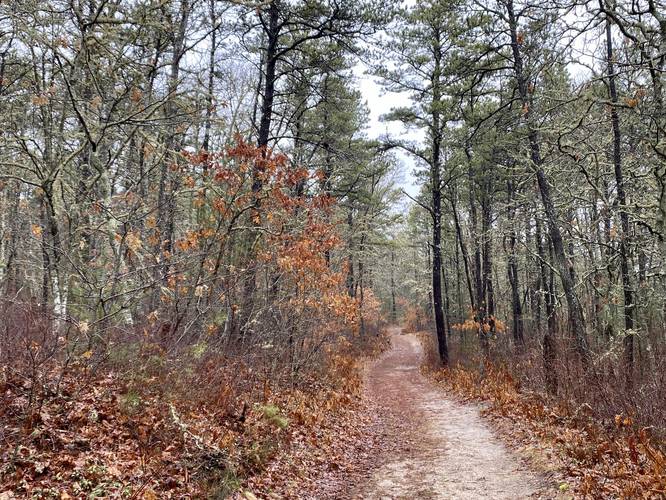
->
<box><xmin>355</xmin><ymin>0</ymin><xmax>421</xmax><ymax>199</ymax></box>
<box><xmin>355</xmin><ymin>66</ymin><xmax>423</xmax><ymax>198</ymax></box>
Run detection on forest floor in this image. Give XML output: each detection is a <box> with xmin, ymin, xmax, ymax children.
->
<box><xmin>4</xmin><ymin>326</ymin><xmax>660</xmax><ymax>498</ymax></box>
<box><xmin>345</xmin><ymin>327</ymin><xmax>548</xmax><ymax>499</ymax></box>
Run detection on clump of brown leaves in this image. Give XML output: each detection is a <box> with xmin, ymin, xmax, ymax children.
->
<box><xmin>417</xmin><ymin>333</ymin><xmax>666</xmax><ymax>499</ymax></box>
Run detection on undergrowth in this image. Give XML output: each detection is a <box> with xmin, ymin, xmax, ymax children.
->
<box><xmin>0</xmin><ymin>330</ymin><xmax>388</xmax><ymax>498</ymax></box>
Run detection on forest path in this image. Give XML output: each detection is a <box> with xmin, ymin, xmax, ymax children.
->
<box><xmin>351</xmin><ymin>327</ymin><xmax>543</xmax><ymax>499</ymax></box>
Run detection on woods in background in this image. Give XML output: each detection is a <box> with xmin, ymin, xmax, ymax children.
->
<box><xmin>373</xmin><ymin>0</ymin><xmax>666</xmax><ymax>430</ymax></box>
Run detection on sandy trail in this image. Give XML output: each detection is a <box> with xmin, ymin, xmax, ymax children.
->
<box><xmin>351</xmin><ymin>328</ymin><xmax>543</xmax><ymax>499</ymax></box>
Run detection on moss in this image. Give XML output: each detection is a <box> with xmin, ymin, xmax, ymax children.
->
<box><xmin>257</xmin><ymin>404</ymin><xmax>289</xmax><ymax>430</ymax></box>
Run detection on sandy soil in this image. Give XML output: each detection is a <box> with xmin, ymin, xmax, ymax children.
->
<box><xmin>350</xmin><ymin>328</ymin><xmax>544</xmax><ymax>499</ymax></box>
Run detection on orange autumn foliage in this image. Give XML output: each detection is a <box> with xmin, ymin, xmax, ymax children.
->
<box><xmin>451</xmin><ymin>309</ymin><xmax>506</xmax><ymax>335</ymax></box>
<box><xmin>180</xmin><ymin>137</ymin><xmax>360</xmax><ymax>339</ymax></box>
<box><xmin>400</xmin><ymin>299</ymin><xmax>429</xmax><ymax>333</ymax></box>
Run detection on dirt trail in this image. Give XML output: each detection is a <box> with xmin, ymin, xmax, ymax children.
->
<box><xmin>352</xmin><ymin>328</ymin><xmax>543</xmax><ymax>499</ymax></box>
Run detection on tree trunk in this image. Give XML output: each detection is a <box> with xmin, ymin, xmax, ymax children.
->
<box><xmin>507</xmin><ymin>179</ymin><xmax>525</xmax><ymax>345</ymax></box>
<box><xmin>430</xmin><ymin>29</ymin><xmax>448</xmax><ymax>365</ymax></box>
<box><xmin>536</xmin><ymin>213</ymin><xmax>557</xmax><ymax>393</ymax></box>
<box><xmin>604</xmin><ymin>16</ymin><xmax>635</xmax><ymax>381</ymax></box>
<box><xmin>450</xmin><ymin>186</ymin><xmax>476</xmax><ymax>310</ymax></box>
<box><xmin>390</xmin><ymin>248</ymin><xmax>397</xmax><ymax>323</ymax></box>
<box><xmin>481</xmin><ymin>173</ymin><xmax>494</xmax><ymax>351</ymax></box>
<box><xmin>257</xmin><ymin>1</ymin><xmax>279</xmax><ymax>153</ymax></box>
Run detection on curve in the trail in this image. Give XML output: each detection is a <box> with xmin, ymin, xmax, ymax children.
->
<box><xmin>353</xmin><ymin>329</ymin><xmax>543</xmax><ymax>500</ymax></box>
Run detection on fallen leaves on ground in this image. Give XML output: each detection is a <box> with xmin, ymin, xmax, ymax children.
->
<box><xmin>0</xmin><ymin>335</ymin><xmax>389</xmax><ymax>498</ymax></box>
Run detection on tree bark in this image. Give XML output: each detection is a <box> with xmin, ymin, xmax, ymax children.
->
<box><xmin>507</xmin><ymin>178</ymin><xmax>525</xmax><ymax>345</ymax></box>
<box><xmin>390</xmin><ymin>248</ymin><xmax>397</xmax><ymax>323</ymax></box>
<box><xmin>430</xmin><ymin>28</ymin><xmax>448</xmax><ymax>365</ymax></box>
<box><xmin>536</xmin><ymin>213</ymin><xmax>557</xmax><ymax>393</ymax></box>
<box><xmin>604</xmin><ymin>16</ymin><xmax>635</xmax><ymax>380</ymax></box>
<box><xmin>257</xmin><ymin>1</ymin><xmax>279</xmax><ymax>153</ymax></box>
<box><xmin>450</xmin><ymin>188</ymin><xmax>476</xmax><ymax>310</ymax></box>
